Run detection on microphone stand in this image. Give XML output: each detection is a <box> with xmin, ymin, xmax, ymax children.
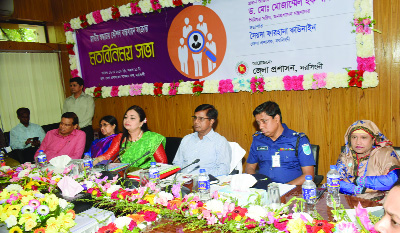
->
<box><xmin>172</xmin><ymin>159</ymin><xmax>200</xmax><ymax>185</ymax></box>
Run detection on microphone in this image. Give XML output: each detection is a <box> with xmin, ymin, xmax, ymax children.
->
<box><xmin>172</xmin><ymin>159</ymin><xmax>200</xmax><ymax>184</ymax></box>
<box><xmin>123</xmin><ymin>151</ymin><xmax>151</xmax><ymax>179</ymax></box>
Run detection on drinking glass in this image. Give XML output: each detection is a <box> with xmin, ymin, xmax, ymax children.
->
<box><xmin>139</xmin><ymin>170</ymin><xmax>150</xmax><ymax>187</ymax></box>
<box><xmin>268</xmin><ymin>183</ymin><xmax>281</xmax><ymax>209</ymax></box>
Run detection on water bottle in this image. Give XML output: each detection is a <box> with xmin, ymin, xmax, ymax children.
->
<box><xmin>302</xmin><ymin>175</ymin><xmax>316</xmax><ymax>214</ymax></box>
<box><xmin>83</xmin><ymin>153</ymin><xmax>93</xmax><ymax>174</ymax></box>
<box><xmin>149</xmin><ymin>162</ymin><xmax>160</xmax><ymax>184</ymax></box>
<box><xmin>37</xmin><ymin>150</ymin><xmax>48</xmax><ymax>168</ymax></box>
<box><xmin>0</xmin><ymin>151</ymin><xmax>5</xmax><ymax>164</ymax></box>
<box><xmin>327</xmin><ymin>165</ymin><xmax>340</xmax><ymax>207</ymax></box>
<box><xmin>198</xmin><ymin>169</ymin><xmax>210</xmax><ymax>201</ymax></box>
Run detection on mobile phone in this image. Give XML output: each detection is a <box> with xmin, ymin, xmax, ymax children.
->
<box><xmin>316</xmin><ymin>187</ymin><xmax>326</xmax><ymax>200</ymax></box>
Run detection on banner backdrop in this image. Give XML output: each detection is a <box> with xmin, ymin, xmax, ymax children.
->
<box><xmin>74</xmin><ymin>0</ymin><xmax>359</xmax><ymax>88</ymax></box>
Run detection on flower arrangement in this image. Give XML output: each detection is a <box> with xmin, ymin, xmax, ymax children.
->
<box><xmin>0</xmin><ymin>188</ymin><xmax>76</xmax><ymax>232</ymax></box>
<box><xmin>66</xmin><ymin>0</ymin><xmax>379</xmax><ymax>97</ymax></box>
<box><xmin>153</xmin><ymin>82</ymin><xmax>163</xmax><ymax>97</ymax></box>
<box><xmin>192</xmin><ymin>81</ymin><xmax>204</xmax><ymax>96</ymax></box>
<box><xmin>347</xmin><ymin>69</ymin><xmax>364</xmax><ymax>88</ymax></box>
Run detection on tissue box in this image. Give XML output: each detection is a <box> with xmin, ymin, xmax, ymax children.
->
<box><xmin>217</xmin><ymin>186</ymin><xmax>268</xmax><ymax>206</ymax></box>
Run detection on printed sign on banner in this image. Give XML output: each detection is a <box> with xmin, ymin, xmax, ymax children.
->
<box><xmin>75</xmin><ymin>0</ymin><xmax>357</xmax><ymax>88</ymax></box>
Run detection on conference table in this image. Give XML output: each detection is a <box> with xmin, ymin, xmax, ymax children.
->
<box><xmin>144</xmin><ymin>186</ymin><xmax>382</xmax><ymax>232</ymax></box>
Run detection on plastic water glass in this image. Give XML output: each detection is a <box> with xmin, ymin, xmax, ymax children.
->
<box><xmin>268</xmin><ymin>183</ymin><xmax>281</xmax><ymax>209</ymax></box>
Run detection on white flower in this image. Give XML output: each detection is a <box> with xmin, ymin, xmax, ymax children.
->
<box><xmin>65</xmin><ymin>31</ymin><xmax>74</xmax><ymax>44</ymax></box>
<box><xmin>246</xmin><ymin>205</ymin><xmax>267</xmax><ymax>222</ymax></box>
<box><xmin>205</xmin><ymin>199</ymin><xmax>224</xmax><ymax>213</ymax></box>
<box><xmin>157</xmin><ymin>191</ymin><xmax>173</xmax><ymax>201</ymax></box>
<box><xmin>100</xmin><ymin>8</ymin><xmax>113</xmax><ymax>22</ymax></box>
<box><xmin>359</xmin><ymin>0</ymin><xmax>372</xmax><ymax>18</ymax></box>
<box><xmin>86</xmin><ymin>13</ymin><xmax>96</xmax><ymax>25</ymax></box>
<box><xmin>325</xmin><ymin>72</ymin><xmax>348</xmax><ymax>89</ymax></box>
<box><xmin>141</xmin><ymin>83</ymin><xmax>155</xmax><ymax>95</ymax></box>
<box><xmin>18</xmin><ymin>169</ymin><xmax>30</xmax><ymax>178</ymax></box>
<box><xmin>177</xmin><ymin>81</ymin><xmax>193</xmax><ymax>94</ymax></box>
<box><xmin>182</xmin><ymin>0</ymin><xmax>190</xmax><ymax>4</ymax></box>
<box><xmin>118</xmin><ymin>85</ymin><xmax>130</xmax><ymax>96</ymax></box>
<box><xmin>264</xmin><ymin>76</ymin><xmax>285</xmax><ymax>91</ymax></box>
<box><xmin>138</xmin><ymin>223</ymin><xmax>147</xmax><ymax>230</ymax></box>
<box><xmin>28</xmin><ymin>171</ymin><xmax>40</xmax><ymax>178</ymax></box>
<box><xmin>302</xmin><ymin>73</ymin><xmax>314</xmax><ymax>90</ymax></box>
<box><xmin>102</xmin><ymin>86</ymin><xmax>112</xmax><ymax>98</ymax></box>
<box><xmin>232</xmin><ymin>78</ymin><xmax>250</xmax><ymax>92</ymax></box>
<box><xmin>69</xmin><ymin>56</ymin><xmax>77</xmax><ymax>70</ymax></box>
<box><xmin>119</xmin><ymin>3</ymin><xmax>132</xmax><ymax>17</ymax></box>
<box><xmin>362</xmin><ymin>71</ymin><xmax>379</xmax><ymax>88</ymax></box>
<box><xmin>114</xmin><ymin>216</ymin><xmax>133</xmax><ymax>229</ymax></box>
<box><xmin>106</xmin><ymin>185</ymin><xmax>121</xmax><ymax>194</ymax></box>
<box><xmin>51</xmin><ymin>174</ymin><xmax>63</xmax><ymax>180</ymax></box>
<box><xmin>85</xmin><ymin>87</ymin><xmax>95</xmax><ymax>96</ymax></box>
<box><xmin>292</xmin><ymin>212</ymin><xmax>313</xmax><ymax>223</ymax></box>
<box><xmin>160</xmin><ymin>0</ymin><xmax>174</xmax><ymax>8</ymax></box>
<box><xmin>0</xmin><ymin>166</ymin><xmax>11</xmax><ymax>172</ymax></box>
<box><xmin>5</xmin><ymin>215</ymin><xmax>17</xmax><ymax>228</ymax></box>
<box><xmin>202</xmin><ymin>80</ymin><xmax>219</xmax><ymax>93</ymax></box>
<box><xmin>83</xmin><ymin>180</ymin><xmax>94</xmax><ymax>189</ymax></box>
<box><xmin>162</xmin><ymin>83</ymin><xmax>170</xmax><ymax>95</ymax></box>
<box><xmin>4</xmin><ymin>184</ymin><xmax>23</xmax><ymax>192</ymax></box>
<box><xmin>70</xmin><ymin>17</ymin><xmax>82</xmax><ymax>30</ymax></box>
<box><xmin>59</xmin><ymin>198</ymin><xmax>69</xmax><ymax>209</ymax></box>
<box><xmin>138</xmin><ymin>0</ymin><xmax>153</xmax><ymax>13</ymax></box>
<box><xmin>356</xmin><ymin>34</ymin><xmax>374</xmax><ymax>58</ymax></box>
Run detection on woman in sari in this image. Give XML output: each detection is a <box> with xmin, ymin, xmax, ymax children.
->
<box><xmin>87</xmin><ymin>115</ymin><xmax>118</xmax><ymax>158</ymax></box>
<box><xmin>337</xmin><ymin>120</ymin><xmax>400</xmax><ymax>201</ymax></box>
<box><xmin>93</xmin><ymin>105</ymin><xmax>167</xmax><ymax>168</ymax></box>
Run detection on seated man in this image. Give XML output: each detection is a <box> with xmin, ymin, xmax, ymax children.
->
<box><xmin>35</xmin><ymin>112</ymin><xmax>86</xmax><ymax>160</ymax></box>
<box><xmin>245</xmin><ymin>101</ymin><xmax>315</xmax><ymax>185</ymax></box>
<box><xmin>10</xmin><ymin>108</ymin><xmax>46</xmax><ymax>163</ymax></box>
<box><xmin>173</xmin><ymin>104</ymin><xmax>231</xmax><ymax>176</ymax></box>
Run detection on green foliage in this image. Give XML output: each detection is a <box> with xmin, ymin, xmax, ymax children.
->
<box><xmin>0</xmin><ymin>28</ymin><xmax>38</xmax><ymax>42</ymax></box>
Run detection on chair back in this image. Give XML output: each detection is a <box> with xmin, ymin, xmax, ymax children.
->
<box><xmin>165</xmin><ymin>137</ymin><xmax>182</xmax><ymax>164</ymax></box>
<box><xmin>229</xmin><ymin>142</ymin><xmax>246</xmax><ymax>174</ymax></box>
<box><xmin>311</xmin><ymin>144</ymin><xmax>324</xmax><ymax>186</ymax></box>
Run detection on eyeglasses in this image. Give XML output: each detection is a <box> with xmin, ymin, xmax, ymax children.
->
<box><xmin>191</xmin><ymin>116</ymin><xmax>210</xmax><ymax>122</ymax></box>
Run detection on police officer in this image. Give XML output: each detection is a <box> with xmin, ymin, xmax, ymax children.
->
<box><xmin>245</xmin><ymin>101</ymin><xmax>315</xmax><ymax>185</ymax></box>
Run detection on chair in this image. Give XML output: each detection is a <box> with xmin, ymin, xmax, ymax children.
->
<box><xmin>165</xmin><ymin>137</ymin><xmax>182</xmax><ymax>164</ymax></box>
<box><xmin>229</xmin><ymin>142</ymin><xmax>246</xmax><ymax>175</ymax></box>
<box><xmin>311</xmin><ymin>144</ymin><xmax>324</xmax><ymax>186</ymax></box>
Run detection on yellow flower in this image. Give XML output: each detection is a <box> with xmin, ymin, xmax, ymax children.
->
<box><xmin>57</xmin><ymin>213</ymin><xmax>76</xmax><ymax>229</ymax></box>
<box><xmin>18</xmin><ymin>213</ymin><xmax>37</xmax><ymax>225</ymax></box>
<box><xmin>286</xmin><ymin>218</ymin><xmax>306</xmax><ymax>233</ymax></box>
<box><xmin>235</xmin><ymin>215</ymin><xmax>242</xmax><ymax>221</ymax></box>
<box><xmin>24</xmin><ymin>219</ymin><xmax>37</xmax><ymax>231</ymax></box>
<box><xmin>317</xmin><ymin>230</ymin><xmax>325</xmax><ymax>233</ymax></box>
<box><xmin>20</xmin><ymin>195</ymin><xmax>35</xmax><ymax>206</ymax></box>
<box><xmin>0</xmin><ymin>190</ymin><xmax>10</xmax><ymax>199</ymax></box>
<box><xmin>7</xmin><ymin>205</ymin><xmax>22</xmax><ymax>217</ymax></box>
<box><xmin>45</xmin><ymin>217</ymin><xmax>60</xmax><ymax>233</ymax></box>
<box><xmin>115</xmin><ymin>230</ymin><xmax>123</xmax><ymax>233</ymax></box>
<box><xmin>8</xmin><ymin>226</ymin><xmax>22</xmax><ymax>233</ymax></box>
<box><xmin>143</xmin><ymin>194</ymin><xmax>156</xmax><ymax>205</ymax></box>
<box><xmin>24</xmin><ymin>180</ymin><xmax>40</xmax><ymax>190</ymax></box>
<box><xmin>191</xmin><ymin>208</ymin><xmax>199</xmax><ymax>215</ymax></box>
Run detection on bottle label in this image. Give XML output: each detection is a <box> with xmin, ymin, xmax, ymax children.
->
<box><xmin>302</xmin><ymin>188</ymin><xmax>316</xmax><ymax>200</ymax></box>
<box><xmin>38</xmin><ymin>156</ymin><xmax>47</xmax><ymax>164</ymax></box>
<box><xmin>327</xmin><ymin>177</ymin><xmax>340</xmax><ymax>187</ymax></box>
<box><xmin>149</xmin><ymin>171</ymin><xmax>160</xmax><ymax>182</ymax></box>
<box><xmin>198</xmin><ymin>180</ymin><xmax>210</xmax><ymax>191</ymax></box>
<box><xmin>83</xmin><ymin>160</ymin><xmax>93</xmax><ymax>169</ymax></box>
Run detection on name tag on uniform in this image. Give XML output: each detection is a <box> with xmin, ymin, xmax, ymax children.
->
<box><xmin>272</xmin><ymin>152</ymin><xmax>280</xmax><ymax>167</ymax></box>
<box><xmin>257</xmin><ymin>146</ymin><xmax>268</xmax><ymax>151</ymax></box>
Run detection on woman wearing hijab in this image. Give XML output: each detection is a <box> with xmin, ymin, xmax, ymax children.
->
<box><xmin>336</xmin><ymin>120</ymin><xmax>400</xmax><ymax>201</ymax></box>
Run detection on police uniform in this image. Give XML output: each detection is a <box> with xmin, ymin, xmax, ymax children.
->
<box><xmin>247</xmin><ymin>124</ymin><xmax>315</xmax><ymax>184</ymax></box>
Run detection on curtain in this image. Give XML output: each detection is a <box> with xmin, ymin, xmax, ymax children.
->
<box><xmin>0</xmin><ymin>52</ymin><xmax>65</xmax><ymax>132</ymax></box>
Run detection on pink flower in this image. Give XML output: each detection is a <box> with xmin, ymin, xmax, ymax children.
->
<box><xmin>364</xmin><ymin>25</ymin><xmax>372</xmax><ymax>34</ymax></box>
<box><xmin>71</xmin><ymin>69</ymin><xmax>79</xmax><ymax>78</ymax></box>
<box><xmin>63</xmin><ymin>23</ymin><xmax>73</xmax><ymax>32</ymax></box>
<box><xmin>357</xmin><ymin>56</ymin><xmax>376</xmax><ymax>72</ymax></box>
<box><xmin>218</xmin><ymin>79</ymin><xmax>234</xmax><ymax>94</ymax></box>
<box><xmin>110</xmin><ymin>86</ymin><xmax>119</xmax><ymax>97</ymax></box>
<box><xmin>356</xmin><ymin>25</ymin><xmax>364</xmax><ymax>33</ymax></box>
<box><xmin>92</xmin><ymin>10</ymin><xmax>103</xmax><ymax>24</ymax></box>
<box><xmin>267</xmin><ymin>212</ymin><xmax>276</xmax><ymax>224</ymax></box>
<box><xmin>131</xmin><ymin>2</ymin><xmax>142</xmax><ymax>14</ymax></box>
<box><xmin>353</xmin><ymin>18</ymin><xmax>359</xmax><ymax>26</ymax></box>
<box><xmin>312</xmin><ymin>73</ymin><xmax>327</xmax><ymax>89</ymax></box>
<box><xmin>283</xmin><ymin>75</ymin><xmax>292</xmax><ymax>90</ymax></box>
<box><xmin>172</xmin><ymin>184</ymin><xmax>181</xmax><ymax>198</ymax></box>
<box><xmin>150</xmin><ymin>0</ymin><xmax>162</xmax><ymax>11</ymax></box>
<box><xmin>211</xmin><ymin>190</ymin><xmax>219</xmax><ymax>200</ymax></box>
<box><xmin>130</xmin><ymin>84</ymin><xmax>142</xmax><ymax>96</ymax></box>
<box><xmin>363</xmin><ymin>18</ymin><xmax>371</xmax><ymax>26</ymax></box>
<box><xmin>356</xmin><ymin>202</ymin><xmax>377</xmax><ymax>232</ymax></box>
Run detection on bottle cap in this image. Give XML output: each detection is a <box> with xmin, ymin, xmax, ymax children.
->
<box><xmin>330</xmin><ymin>165</ymin><xmax>337</xmax><ymax>170</ymax></box>
<box><xmin>150</xmin><ymin>162</ymin><xmax>156</xmax><ymax>166</ymax></box>
<box><xmin>305</xmin><ymin>175</ymin><xmax>312</xmax><ymax>180</ymax></box>
<box><xmin>199</xmin><ymin>169</ymin><xmax>206</xmax><ymax>173</ymax></box>
<box><xmin>39</xmin><ymin>150</ymin><xmax>44</xmax><ymax>153</ymax></box>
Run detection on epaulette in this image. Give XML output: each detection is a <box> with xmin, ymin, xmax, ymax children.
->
<box><xmin>293</xmin><ymin>132</ymin><xmax>309</xmax><ymax>157</ymax></box>
<box><xmin>252</xmin><ymin>131</ymin><xmax>262</xmax><ymax>137</ymax></box>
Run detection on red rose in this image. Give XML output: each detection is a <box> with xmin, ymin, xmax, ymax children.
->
<box><xmin>356</xmin><ymin>79</ymin><xmax>362</xmax><ymax>87</ymax></box>
<box><xmin>200</xmin><ymin>81</ymin><xmax>205</xmax><ymax>85</ymax></box>
<box><xmin>67</xmin><ymin>49</ymin><xmax>75</xmax><ymax>55</ymax></box>
<box><xmin>194</xmin><ymin>81</ymin><xmax>200</xmax><ymax>85</ymax></box>
<box><xmin>79</xmin><ymin>15</ymin><xmax>86</xmax><ymax>21</ymax></box>
<box><xmin>198</xmin><ymin>87</ymin><xmax>203</xmax><ymax>92</ymax></box>
<box><xmin>357</xmin><ymin>70</ymin><xmax>364</xmax><ymax>77</ymax></box>
<box><xmin>349</xmin><ymin>77</ymin><xmax>356</xmax><ymax>86</ymax></box>
<box><xmin>173</xmin><ymin>0</ymin><xmax>183</xmax><ymax>6</ymax></box>
<box><xmin>143</xmin><ymin>211</ymin><xmax>158</xmax><ymax>222</ymax></box>
<box><xmin>348</xmin><ymin>70</ymin><xmax>356</xmax><ymax>77</ymax></box>
<box><xmin>66</xmin><ymin>44</ymin><xmax>74</xmax><ymax>50</ymax></box>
